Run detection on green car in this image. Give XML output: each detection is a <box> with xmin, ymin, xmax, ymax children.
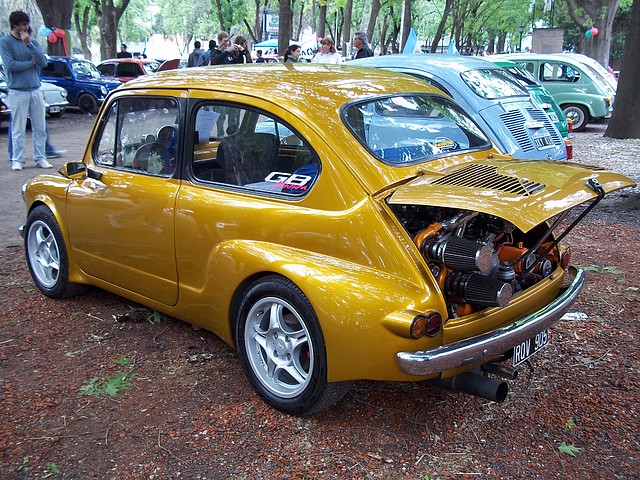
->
<box><xmin>495</xmin><ymin>53</ymin><xmax>613</xmax><ymax>132</ymax></box>
<box><xmin>491</xmin><ymin>60</ymin><xmax>569</xmax><ymax>139</ymax></box>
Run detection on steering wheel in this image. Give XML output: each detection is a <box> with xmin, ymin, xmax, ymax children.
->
<box><xmin>132</xmin><ymin>142</ymin><xmax>165</xmax><ymax>173</ymax></box>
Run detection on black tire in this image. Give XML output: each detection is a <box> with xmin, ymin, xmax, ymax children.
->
<box><xmin>48</xmin><ymin>111</ymin><xmax>64</xmax><ymax>118</ymax></box>
<box><xmin>562</xmin><ymin>104</ymin><xmax>589</xmax><ymax>132</ymax></box>
<box><xmin>24</xmin><ymin>205</ymin><xmax>88</xmax><ymax>299</ymax></box>
<box><xmin>235</xmin><ymin>275</ymin><xmax>350</xmax><ymax>415</ymax></box>
<box><xmin>77</xmin><ymin>94</ymin><xmax>98</xmax><ymax>114</ymax></box>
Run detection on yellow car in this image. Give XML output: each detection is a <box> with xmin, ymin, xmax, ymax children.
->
<box><xmin>21</xmin><ymin>65</ymin><xmax>635</xmax><ymax>415</ymax></box>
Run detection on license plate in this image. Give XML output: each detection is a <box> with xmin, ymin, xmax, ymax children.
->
<box><xmin>548</xmin><ymin>112</ymin><xmax>559</xmax><ymax>123</ymax></box>
<box><xmin>513</xmin><ymin>329</ymin><xmax>549</xmax><ymax>366</ymax></box>
<box><xmin>534</xmin><ymin>135</ymin><xmax>553</xmax><ymax>148</ymax></box>
<box><xmin>49</xmin><ymin>106</ymin><xmax>60</xmax><ymax>113</ymax></box>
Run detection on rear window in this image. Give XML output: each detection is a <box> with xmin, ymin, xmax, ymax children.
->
<box><xmin>343</xmin><ymin>94</ymin><xmax>491</xmax><ymax>166</ymax></box>
<box><xmin>461</xmin><ymin>68</ymin><xmax>529</xmax><ymax>99</ymax></box>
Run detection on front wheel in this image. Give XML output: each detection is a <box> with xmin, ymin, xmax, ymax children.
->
<box><xmin>562</xmin><ymin>104</ymin><xmax>589</xmax><ymax>132</ymax></box>
<box><xmin>24</xmin><ymin>206</ymin><xmax>88</xmax><ymax>299</ymax></box>
<box><xmin>235</xmin><ymin>275</ymin><xmax>349</xmax><ymax>415</ymax></box>
<box><xmin>77</xmin><ymin>93</ymin><xmax>98</xmax><ymax>114</ymax></box>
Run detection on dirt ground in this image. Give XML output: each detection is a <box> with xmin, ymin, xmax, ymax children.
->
<box><xmin>1</xmin><ymin>112</ymin><xmax>639</xmax><ymax>479</ymax></box>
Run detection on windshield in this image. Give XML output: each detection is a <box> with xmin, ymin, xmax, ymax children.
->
<box><xmin>461</xmin><ymin>68</ymin><xmax>529</xmax><ymax>99</ymax></box>
<box><xmin>343</xmin><ymin>94</ymin><xmax>491</xmax><ymax>166</ymax></box>
<box><xmin>72</xmin><ymin>60</ymin><xmax>101</xmax><ymax>78</ymax></box>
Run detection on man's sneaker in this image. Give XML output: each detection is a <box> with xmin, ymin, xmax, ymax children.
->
<box><xmin>11</xmin><ymin>162</ymin><xmax>23</xmax><ymax>171</ymax></box>
<box><xmin>46</xmin><ymin>149</ymin><xmax>67</xmax><ymax>159</ymax></box>
<box><xmin>35</xmin><ymin>159</ymin><xmax>53</xmax><ymax>169</ymax></box>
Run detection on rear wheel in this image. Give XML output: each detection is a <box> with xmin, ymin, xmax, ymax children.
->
<box><xmin>235</xmin><ymin>275</ymin><xmax>349</xmax><ymax>415</ymax></box>
<box><xmin>562</xmin><ymin>104</ymin><xmax>589</xmax><ymax>132</ymax></box>
<box><xmin>77</xmin><ymin>94</ymin><xmax>98</xmax><ymax>114</ymax></box>
<box><xmin>24</xmin><ymin>206</ymin><xmax>88</xmax><ymax>299</ymax></box>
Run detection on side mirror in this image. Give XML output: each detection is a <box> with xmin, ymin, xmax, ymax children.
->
<box><xmin>59</xmin><ymin>162</ymin><xmax>86</xmax><ymax>177</ymax></box>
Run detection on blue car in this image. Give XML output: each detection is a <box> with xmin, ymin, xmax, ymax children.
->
<box><xmin>351</xmin><ymin>55</ymin><xmax>567</xmax><ymax>161</ymax></box>
<box><xmin>42</xmin><ymin>57</ymin><xmax>121</xmax><ymax>113</ymax></box>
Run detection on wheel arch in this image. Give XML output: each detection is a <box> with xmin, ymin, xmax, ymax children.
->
<box><xmin>25</xmin><ymin>199</ymin><xmax>88</xmax><ymax>285</ymax></box>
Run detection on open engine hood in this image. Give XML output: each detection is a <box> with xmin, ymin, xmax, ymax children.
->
<box><xmin>388</xmin><ymin>160</ymin><xmax>636</xmax><ymax>232</ymax></box>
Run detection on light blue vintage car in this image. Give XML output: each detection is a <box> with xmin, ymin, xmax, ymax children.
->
<box><xmin>351</xmin><ymin>55</ymin><xmax>567</xmax><ymax>161</ymax></box>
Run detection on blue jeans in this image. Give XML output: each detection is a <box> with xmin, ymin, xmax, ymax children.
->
<box><xmin>7</xmin><ymin>119</ymin><xmax>56</xmax><ymax>159</ymax></box>
<box><xmin>7</xmin><ymin>89</ymin><xmax>47</xmax><ymax>164</ymax></box>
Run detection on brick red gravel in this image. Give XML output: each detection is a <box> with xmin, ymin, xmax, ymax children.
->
<box><xmin>0</xmin><ymin>115</ymin><xmax>638</xmax><ymax>479</ymax></box>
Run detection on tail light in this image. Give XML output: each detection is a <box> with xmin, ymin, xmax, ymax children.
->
<box><xmin>567</xmin><ymin>118</ymin><xmax>573</xmax><ymax>133</ymax></box>
<box><xmin>565</xmin><ymin>138</ymin><xmax>573</xmax><ymax>159</ymax></box>
<box><xmin>604</xmin><ymin>97</ymin><xmax>611</xmax><ymax>108</ymax></box>
<box><xmin>410</xmin><ymin>312</ymin><xmax>443</xmax><ymax>338</ymax></box>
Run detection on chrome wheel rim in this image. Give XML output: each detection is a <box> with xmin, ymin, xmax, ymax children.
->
<box><xmin>27</xmin><ymin>220</ymin><xmax>60</xmax><ymax>289</ymax></box>
<box><xmin>244</xmin><ymin>297</ymin><xmax>313</xmax><ymax>398</ymax></box>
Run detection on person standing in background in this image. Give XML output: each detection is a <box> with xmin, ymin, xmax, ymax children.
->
<box><xmin>283</xmin><ymin>45</ymin><xmax>303</xmax><ymax>63</ymax></box>
<box><xmin>351</xmin><ymin>31</ymin><xmax>373</xmax><ymax>59</ymax></box>
<box><xmin>117</xmin><ymin>43</ymin><xmax>132</xmax><ymax>58</ymax></box>
<box><xmin>198</xmin><ymin>40</ymin><xmax>218</xmax><ymax>66</ymax></box>
<box><xmin>311</xmin><ymin>37</ymin><xmax>342</xmax><ymax>64</ymax></box>
<box><xmin>0</xmin><ymin>10</ymin><xmax>51</xmax><ymax>171</ymax></box>
<box><xmin>187</xmin><ymin>41</ymin><xmax>204</xmax><ymax>67</ymax></box>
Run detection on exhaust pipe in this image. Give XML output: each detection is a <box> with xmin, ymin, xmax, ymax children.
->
<box><xmin>439</xmin><ymin>371</ymin><xmax>508</xmax><ymax>403</ymax></box>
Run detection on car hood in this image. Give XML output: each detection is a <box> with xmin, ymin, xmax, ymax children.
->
<box><xmin>388</xmin><ymin>159</ymin><xmax>636</xmax><ymax>232</ymax></box>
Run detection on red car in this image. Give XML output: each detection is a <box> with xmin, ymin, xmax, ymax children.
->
<box><xmin>97</xmin><ymin>58</ymin><xmax>179</xmax><ymax>83</ymax></box>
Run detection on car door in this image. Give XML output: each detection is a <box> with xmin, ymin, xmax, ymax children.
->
<box><xmin>65</xmin><ymin>96</ymin><xmax>182</xmax><ymax>305</ymax></box>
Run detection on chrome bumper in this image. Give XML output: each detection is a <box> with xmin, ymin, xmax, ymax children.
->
<box><xmin>397</xmin><ymin>267</ymin><xmax>585</xmax><ymax>376</ymax></box>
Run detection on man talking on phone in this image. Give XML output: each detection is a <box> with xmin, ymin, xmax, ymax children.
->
<box><xmin>0</xmin><ymin>11</ymin><xmax>51</xmax><ymax>171</ymax></box>
<box><xmin>211</xmin><ymin>31</ymin><xmax>243</xmax><ymax>65</ymax></box>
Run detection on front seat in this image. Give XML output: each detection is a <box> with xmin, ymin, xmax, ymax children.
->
<box><xmin>218</xmin><ymin>133</ymin><xmax>278</xmax><ymax>186</ymax></box>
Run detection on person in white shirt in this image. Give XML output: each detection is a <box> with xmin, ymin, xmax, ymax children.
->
<box><xmin>311</xmin><ymin>37</ymin><xmax>342</xmax><ymax>64</ymax></box>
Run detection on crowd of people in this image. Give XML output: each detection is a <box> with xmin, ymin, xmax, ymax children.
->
<box><xmin>184</xmin><ymin>30</ymin><xmax>375</xmax><ymax>67</ymax></box>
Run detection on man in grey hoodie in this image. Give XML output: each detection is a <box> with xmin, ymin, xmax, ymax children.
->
<box><xmin>0</xmin><ymin>10</ymin><xmax>51</xmax><ymax>171</ymax></box>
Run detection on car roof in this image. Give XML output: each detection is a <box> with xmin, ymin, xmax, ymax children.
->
<box><xmin>121</xmin><ymin>63</ymin><xmax>444</xmax><ymax>112</ymax></box>
<box><xmin>351</xmin><ymin>54</ymin><xmax>503</xmax><ymax>73</ymax></box>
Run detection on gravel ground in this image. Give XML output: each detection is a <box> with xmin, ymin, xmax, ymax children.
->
<box><xmin>0</xmin><ymin>114</ymin><xmax>639</xmax><ymax>479</ymax></box>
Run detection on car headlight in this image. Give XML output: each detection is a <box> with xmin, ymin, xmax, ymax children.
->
<box><xmin>61</xmin><ymin>88</ymin><xmax>68</xmax><ymax>98</ymax></box>
<box><xmin>100</xmin><ymin>86</ymin><xmax>107</xmax><ymax>95</ymax></box>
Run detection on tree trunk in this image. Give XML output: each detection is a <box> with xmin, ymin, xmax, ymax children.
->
<box><xmin>430</xmin><ymin>0</ymin><xmax>454</xmax><ymax>53</ymax></box>
<box><xmin>318</xmin><ymin>5</ymin><xmax>327</xmax><ymax>39</ymax></box>
<box><xmin>278</xmin><ymin>0</ymin><xmax>292</xmax><ymax>58</ymax></box>
<box><xmin>36</xmin><ymin>0</ymin><xmax>74</xmax><ymax>56</ymax></box>
<box><xmin>73</xmin><ymin>5</ymin><xmax>92</xmax><ymax>60</ymax></box>
<box><xmin>93</xmin><ymin>0</ymin><xmax>132</xmax><ymax>61</ymax></box>
<box><xmin>566</xmin><ymin>0</ymin><xmax>621</xmax><ymax>66</ymax></box>
<box><xmin>400</xmin><ymin>0</ymin><xmax>411</xmax><ymax>51</ymax></box>
<box><xmin>366</xmin><ymin>0</ymin><xmax>381</xmax><ymax>46</ymax></box>
<box><xmin>605</xmin><ymin>0</ymin><xmax>640</xmax><ymax>139</ymax></box>
<box><xmin>342</xmin><ymin>0</ymin><xmax>353</xmax><ymax>56</ymax></box>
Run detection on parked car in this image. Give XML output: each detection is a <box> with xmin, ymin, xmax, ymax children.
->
<box><xmin>495</xmin><ymin>53</ymin><xmax>614</xmax><ymax>131</ymax></box>
<box><xmin>96</xmin><ymin>57</ymin><xmax>179</xmax><ymax>83</ymax></box>
<box><xmin>489</xmin><ymin>59</ymin><xmax>569</xmax><ymax>138</ymax></box>
<box><xmin>20</xmin><ymin>65</ymin><xmax>635</xmax><ymax>415</ymax></box>
<box><xmin>41</xmin><ymin>56</ymin><xmax>122</xmax><ymax>113</ymax></box>
<box><xmin>351</xmin><ymin>54</ymin><xmax>568</xmax><ymax>160</ymax></box>
<box><xmin>552</xmin><ymin>53</ymin><xmax>617</xmax><ymax>98</ymax></box>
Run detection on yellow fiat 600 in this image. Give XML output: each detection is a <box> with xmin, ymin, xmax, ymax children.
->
<box><xmin>21</xmin><ymin>65</ymin><xmax>635</xmax><ymax>415</ymax></box>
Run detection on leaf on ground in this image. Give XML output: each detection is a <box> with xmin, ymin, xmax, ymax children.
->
<box><xmin>558</xmin><ymin>442</ymin><xmax>582</xmax><ymax>457</ymax></box>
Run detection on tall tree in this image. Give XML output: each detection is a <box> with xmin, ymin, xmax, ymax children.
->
<box><xmin>73</xmin><ymin>2</ymin><xmax>94</xmax><ymax>60</ymax></box>
<box><xmin>566</xmin><ymin>0</ymin><xmax>621</xmax><ymax>66</ymax></box>
<box><xmin>92</xmin><ymin>0</ymin><xmax>131</xmax><ymax>60</ymax></box>
<box><xmin>278</xmin><ymin>0</ymin><xmax>292</xmax><ymax>57</ymax></box>
<box><xmin>36</xmin><ymin>0</ymin><xmax>74</xmax><ymax>55</ymax></box>
<box><xmin>605</xmin><ymin>0</ymin><xmax>640</xmax><ymax>138</ymax></box>
<box><xmin>342</xmin><ymin>0</ymin><xmax>353</xmax><ymax>55</ymax></box>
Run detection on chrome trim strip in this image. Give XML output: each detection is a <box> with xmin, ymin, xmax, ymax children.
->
<box><xmin>397</xmin><ymin>268</ymin><xmax>585</xmax><ymax>376</ymax></box>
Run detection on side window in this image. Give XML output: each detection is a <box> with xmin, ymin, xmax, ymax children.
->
<box><xmin>97</xmin><ymin>63</ymin><xmax>114</xmax><ymax>77</ymax></box>
<box><xmin>93</xmin><ymin>97</ymin><xmax>180</xmax><ymax>177</ymax></box>
<box><xmin>191</xmin><ymin>103</ymin><xmax>319</xmax><ymax>197</ymax></box>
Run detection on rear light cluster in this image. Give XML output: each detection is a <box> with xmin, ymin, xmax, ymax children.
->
<box><xmin>410</xmin><ymin>312</ymin><xmax>442</xmax><ymax>338</ymax></box>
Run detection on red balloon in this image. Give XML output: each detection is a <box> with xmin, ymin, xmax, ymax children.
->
<box><xmin>54</xmin><ymin>28</ymin><xmax>66</xmax><ymax>39</ymax></box>
<box><xmin>48</xmin><ymin>32</ymin><xmax>57</xmax><ymax>43</ymax></box>
<box><xmin>590</xmin><ymin>27</ymin><xmax>599</xmax><ymax>36</ymax></box>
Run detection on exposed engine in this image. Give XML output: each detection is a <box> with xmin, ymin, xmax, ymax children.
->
<box><xmin>391</xmin><ymin>205</ymin><xmax>564</xmax><ymax>318</ymax></box>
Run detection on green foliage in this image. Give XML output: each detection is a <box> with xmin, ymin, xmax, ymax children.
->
<box><xmin>114</xmin><ymin>355</ymin><xmax>131</xmax><ymax>366</ymax></box>
<box><xmin>558</xmin><ymin>442</ymin><xmax>582</xmax><ymax>457</ymax></box>
<box><xmin>44</xmin><ymin>462</ymin><xmax>61</xmax><ymax>478</ymax></box>
<box><xmin>128</xmin><ymin>305</ymin><xmax>165</xmax><ymax>324</ymax></box>
<box><xmin>79</xmin><ymin>371</ymin><xmax>136</xmax><ymax>397</ymax></box>
<box><xmin>564</xmin><ymin>418</ymin><xmax>575</xmax><ymax>429</ymax></box>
